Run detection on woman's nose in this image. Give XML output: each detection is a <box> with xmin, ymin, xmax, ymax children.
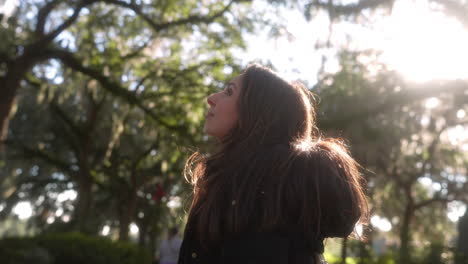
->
<box><xmin>207</xmin><ymin>94</ymin><xmax>216</xmax><ymax>106</ymax></box>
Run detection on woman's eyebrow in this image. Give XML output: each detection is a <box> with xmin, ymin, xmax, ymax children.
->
<box><xmin>228</xmin><ymin>81</ymin><xmax>238</xmax><ymax>90</ymax></box>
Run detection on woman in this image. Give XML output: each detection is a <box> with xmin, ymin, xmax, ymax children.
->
<box><xmin>178</xmin><ymin>64</ymin><xmax>369</xmax><ymax>264</ymax></box>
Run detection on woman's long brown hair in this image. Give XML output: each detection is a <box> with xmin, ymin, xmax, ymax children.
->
<box><xmin>184</xmin><ymin>64</ymin><xmax>369</xmax><ymax>249</ymax></box>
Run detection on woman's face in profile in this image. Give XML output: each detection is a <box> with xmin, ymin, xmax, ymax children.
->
<box><xmin>204</xmin><ymin>75</ymin><xmax>242</xmax><ymax>139</ymax></box>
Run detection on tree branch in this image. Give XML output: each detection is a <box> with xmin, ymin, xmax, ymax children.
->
<box><xmin>133</xmin><ymin>70</ymin><xmax>154</xmax><ymax>94</ymax></box>
<box><xmin>2</xmin><ymin>140</ymin><xmax>73</xmax><ymax>174</ymax></box>
<box><xmin>36</xmin><ymin>0</ymin><xmax>63</xmax><ymax>36</ymax></box>
<box><xmin>49</xmin><ymin>101</ymin><xmax>82</xmax><ymax>154</ymax></box>
<box><xmin>133</xmin><ymin>142</ymin><xmax>159</xmax><ymax>169</ymax></box>
<box><xmin>414</xmin><ymin>196</ymin><xmax>452</xmax><ymax>210</ymax></box>
<box><xmin>0</xmin><ymin>51</ymin><xmax>13</xmax><ymax>64</ymax></box>
<box><xmin>319</xmin><ymin>80</ymin><xmax>468</xmax><ymax>130</ymax></box>
<box><xmin>50</xmin><ymin>100</ymin><xmax>84</xmax><ymax>139</ymax></box>
<box><xmin>103</xmin><ymin>0</ymin><xmax>237</xmax><ymax>32</ymax></box>
<box><xmin>417</xmin><ymin>125</ymin><xmax>447</xmax><ymax>178</ymax></box>
<box><xmin>121</xmin><ymin>40</ymin><xmax>152</xmax><ymax>60</ymax></box>
<box><xmin>154</xmin><ymin>0</ymin><xmax>236</xmax><ymax>31</ymax></box>
<box><xmin>32</xmin><ymin>0</ymin><xmax>97</xmax><ymax>49</ymax></box>
<box><xmin>310</xmin><ymin>0</ymin><xmax>395</xmax><ymax>16</ymax></box>
<box><xmin>432</xmin><ymin>0</ymin><xmax>468</xmax><ymax>30</ymax></box>
<box><xmin>43</xmin><ymin>48</ymin><xmax>187</xmax><ymax>135</ymax></box>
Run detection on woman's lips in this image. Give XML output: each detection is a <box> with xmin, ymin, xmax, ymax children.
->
<box><xmin>206</xmin><ymin>111</ymin><xmax>214</xmax><ymax>118</ymax></box>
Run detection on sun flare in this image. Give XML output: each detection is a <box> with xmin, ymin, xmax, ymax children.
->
<box><xmin>380</xmin><ymin>0</ymin><xmax>468</xmax><ymax>82</ymax></box>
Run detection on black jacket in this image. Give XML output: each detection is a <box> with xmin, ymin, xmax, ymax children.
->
<box><xmin>178</xmin><ymin>228</ymin><xmax>325</xmax><ymax>264</ymax></box>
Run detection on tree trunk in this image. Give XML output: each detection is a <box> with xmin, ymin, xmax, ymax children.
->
<box><xmin>0</xmin><ymin>50</ymin><xmax>49</xmax><ymax>191</ymax></box>
<box><xmin>73</xmin><ymin>173</ymin><xmax>93</xmax><ymax>233</ymax></box>
<box><xmin>358</xmin><ymin>227</ymin><xmax>372</xmax><ymax>264</ymax></box>
<box><xmin>138</xmin><ymin>219</ymin><xmax>147</xmax><ymax>247</ymax></box>
<box><xmin>341</xmin><ymin>237</ymin><xmax>348</xmax><ymax>264</ymax></box>
<box><xmin>456</xmin><ymin>206</ymin><xmax>468</xmax><ymax>264</ymax></box>
<box><xmin>70</xmin><ymin>138</ymin><xmax>96</xmax><ymax>232</ymax></box>
<box><xmin>149</xmin><ymin>205</ymin><xmax>163</xmax><ymax>261</ymax></box>
<box><xmin>0</xmin><ymin>60</ymin><xmax>30</xmax><ymax>148</ymax></box>
<box><xmin>0</xmin><ymin>78</ymin><xmax>16</xmax><ymax>144</ymax></box>
<box><xmin>399</xmin><ymin>205</ymin><xmax>414</xmax><ymax>264</ymax></box>
<box><xmin>149</xmin><ymin>220</ymin><xmax>159</xmax><ymax>261</ymax></box>
<box><xmin>118</xmin><ymin>206</ymin><xmax>130</xmax><ymax>241</ymax></box>
<box><xmin>118</xmin><ymin>188</ymin><xmax>137</xmax><ymax>241</ymax></box>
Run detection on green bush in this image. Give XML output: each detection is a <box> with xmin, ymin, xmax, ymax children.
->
<box><xmin>0</xmin><ymin>232</ymin><xmax>151</xmax><ymax>264</ymax></box>
<box><xmin>375</xmin><ymin>252</ymin><xmax>397</xmax><ymax>264</ymax></box>
<box><xmin>0</xmin><ymin>236</ymin><xmax>52</xmax><ymax>264</ymax></box>
<box><xmin>323</xmin><ymin>250</ymin><xmax>397</xmax><ymax>264</ymax></box>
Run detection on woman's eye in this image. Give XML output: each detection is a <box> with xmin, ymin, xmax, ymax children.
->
<box><xmin>224</xmin><ymin>87</ymin><xmax>233</xmax><ymax>96</ymax></box>
<box><xmin>223</xmin><ymin>84</ymin><xmax>233</xmax><ymax>96</ymax></box>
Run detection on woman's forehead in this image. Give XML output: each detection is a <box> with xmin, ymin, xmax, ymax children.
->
<box><xmin>230</xmin><ymin>74</ymin><xmax>243</xmax><ymax>89</ymax></box>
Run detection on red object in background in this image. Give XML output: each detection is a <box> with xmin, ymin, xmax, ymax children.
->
<box><xmin>153</xmin><ymin>183</ymin><xmax>166</xmax><ymax>202</ymax></box>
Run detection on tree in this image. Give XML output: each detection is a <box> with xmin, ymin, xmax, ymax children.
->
<box><xmin>315</xmin><ymin>50</ymin><xmax>468</xmax><ymax>263</ymax></box>
<box><xmin>1</xmin><ymin>0</ymin><xmax>254</xmax><ymax>237</ymax></box>
<box><xmin>1</xmin><ymin>0</ymin><xmax>257</xmax><ymax>245</ymax></box>
<box><xmin>0</xmin><ymin>0</ymin><xmax>251</xmax><ymax>152</ymax></box>
<box><xmin>457</xmin><ymin>208</ymin><xmax>468</xmax><ymax>263</ymax></box>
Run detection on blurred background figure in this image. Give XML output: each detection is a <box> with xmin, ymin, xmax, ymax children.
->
<box><xmin>157</xmin><ymin>227</ymin><xmax>182</xmax><ymax>264</ymax></box>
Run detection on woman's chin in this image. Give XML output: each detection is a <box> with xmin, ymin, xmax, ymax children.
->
<box><xmin>203</xmin><ymin>128</ymin><xmax>222</xmax><ymax>140</ymax></box>
<box><xmin>203</xmin><ymin>125</ymin><xmax>214</xmax><ymax>137</ymax></box>
<box><xmin>203</xmin><ymin>124</ymin><xmax>209</xmax><ymax>134</ymax></box>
